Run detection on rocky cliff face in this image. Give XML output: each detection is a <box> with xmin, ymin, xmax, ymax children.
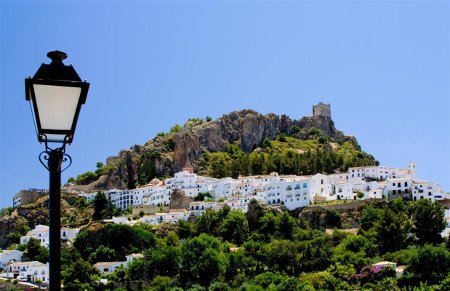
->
<box><xmin>170</xmin><ymin>110</ymin><xmax>350</xmax><ymax>171</ymax></box>
<box><xmin>77</xmin><ymin>109</ymin><xmax>360</xmax><ymax>191</ymax></box>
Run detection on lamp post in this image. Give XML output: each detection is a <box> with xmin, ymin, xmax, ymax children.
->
<box><xmin>25</xmin><ymin>51</ymin><xmax>89</xmax><ymax>290</ymax></box>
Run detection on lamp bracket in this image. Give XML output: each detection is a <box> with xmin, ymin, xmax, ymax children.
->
<box><xmin>38</xmin><ymin>135</ymin><xmax>72</xmax><ymax>173</ymax></box>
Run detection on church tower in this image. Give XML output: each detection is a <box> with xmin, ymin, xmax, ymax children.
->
<box><xmin>407</xmin><ymin>162</ymin><xmax>416</xmax><ymax>179</ymax></box>
<box><xmin>182</xmin><ymin>157</ymin><xmax>194</xmax><ymax>174</ymax></box>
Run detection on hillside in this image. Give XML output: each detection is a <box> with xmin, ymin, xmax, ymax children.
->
<box><xmin>70</xmin><ymin>109</ymin><xmax>378</xmax><ymax>191</ymax></box>
<box><xmin>0</xmin><ymin>194</ymin><xmax>92</xmax><ymax>249</ymax></box>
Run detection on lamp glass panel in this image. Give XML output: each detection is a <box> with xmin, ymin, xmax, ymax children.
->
<box><xmin>33</xmin><ymin>84</ymin><xmax>81</xmax><ymax>131</ymax></box>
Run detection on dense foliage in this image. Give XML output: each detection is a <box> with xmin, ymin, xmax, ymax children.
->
<box><xmin>203</xmin><ymin>136</ymin><xmax>377</xmax><ymax>179</ymax></box>
<box><xmin>58</xmin><ymin>198</ymin><xmax>449</xmax><ymax>290</ymax></box>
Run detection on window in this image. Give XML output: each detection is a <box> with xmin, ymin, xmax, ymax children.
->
<box><xmin>405</xmin><ymin>182</ymin><xmax>408</xmax><ymax>187</ymax></box>
<box><xmin>398</xmin><ymin>182</ymin><xmax>401</xmax><ymax>187</ymax></box>
<box><xmin>321</xmin><ymin>179</ymin><xmax>324</xmax><ymax>185</ymax></box>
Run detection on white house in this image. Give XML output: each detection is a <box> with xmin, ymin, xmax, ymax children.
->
<box><xmin>8</xmin><ymin>261</ymin><xmax>49</xmax><ymax>283</ymax></box>
<box><xmin>411</xmin><ymin>180</ymin><xmax>446</xmax><ymax>202</ymax></box>
<box><xmin>93</xmin><ymin>261</ymin><xmax>127</xmax><ymax>275</ymax></box>
<box><xmin>126</xmin><ymin>253</ymin><xmax>144</xmax><ymax>263</ymax></box>
<box><xmin>94</xmin><ymin>253</ymin><xmax>144</xmax><ymax>274</ymax></box>
<box><xmin>310</xmin><ymin>173</ymin><xmax>334</xmax><ymax>201</ymax></box>
<box><xmin>20</xmin><ymin>225</ymin><xmax>80</xmax><ymax>247</ymax></box>
<box><xmin>384</xmin><ymin>177</ymin><xmax>412</xmax><ymax>200</ymax></box>
<box><xmin>0</xmin><ymin>250</ymin><xmax>23</xmax><ymax>270</ymax></box>
<box><xmin>189</xmin><ymin>201</ymin><xmax>225</xmax><ymax>217</ymax></box>
<box><xmin>78</xmin><ymin>192</ymin><xmax>97</xmax><ymax>203</ymax></box>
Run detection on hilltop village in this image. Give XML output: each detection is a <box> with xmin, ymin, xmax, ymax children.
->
<box><xmin>13</xmin><ymin>158</ymin><xmax>448</xmax><ymax>224</ymax></box>
<box><xmin>3</xmin><ymin>103</ymin><xmax>449</xmax><ymax>287</ymax></box>
<box><xmin>5</xmin><ymin>160</ymin><xmax>450</xmax><ymax>284</ymax></box>
<box><xmin>75</xmin><ymin>160</ymin><xmax>447</xmax><ymax>219</ymax></box>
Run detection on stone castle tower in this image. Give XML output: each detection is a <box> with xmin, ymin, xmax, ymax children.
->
<box><xmin>312</xmin><ymin>102</ymin><xmax>331</xmax><ymax>118</ymax></box>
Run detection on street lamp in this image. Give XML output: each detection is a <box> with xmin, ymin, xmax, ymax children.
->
<box><xmin>25</xmin><ymin>51</ymin><xmax>89</xmax><ymax>290</ymax></box>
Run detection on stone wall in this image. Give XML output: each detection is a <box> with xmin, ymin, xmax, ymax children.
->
<box><xmin>313</xmin><ymin>102</ymin><xmax>331</xmax><ymax>118</ymax></box>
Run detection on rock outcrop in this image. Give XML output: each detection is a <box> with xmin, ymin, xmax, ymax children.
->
<box><xmin>78</xmin><ymin>109</ymin><xmax>363</xmax><ymax>191</ymax></box>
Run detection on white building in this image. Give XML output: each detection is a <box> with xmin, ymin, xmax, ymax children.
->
<box><xmin>264</xmin><ymin>176</ymin><xmax>310</xmax><ymax>210</ymax></box>
<box><xmin>93</xmin><ymin>261</ymin><xmax>127</xmax><ymax>275</ymax></box>
<box><xmin>310</xmin><ymin>173</ymin><xmax>334</xmax><ymax>201</ymax></box>
<box><xmin>94</xmin><ymin>253</ymin><xmax>144</xmax><ymax>274</ymax></box>
<box><xmin>139</xmin><ymin>209</ymin><xmax>190</xmax><ymax>225</ymax></box>
<box><xmin>0</xmin><ymin>250</ymin><xmax>23</xmax><ymax>270</ymax></box>
<box><xmin>385</xmin><ymin>177</ymin><xmax>412</xmax><ymax>199</ymax></box>
<box><xmin>78</xmin><ymin>192</ymin><xmax>97</xmax><ymax>203</ymax></box>
<box><xmin>189</xmin><ymin>201</ymin><xmax>225</xmax><ymax>217</ymax></box>
<box><xmin>411</xmin><ymin>180</ymin><xmax>446</xmax><ymax>202</ymax></box>
<box><xmin>8</xmin><ymin>261</ymin><xmax>49</xmax><ymax>283</ymax></box>
<box><xmin>20</xmin><ymin>225</ymin><xmax>80</xmax><ymax>247</ymax></box>
<box><xmin>75</xmin><ymin>161</ymin><xmax>446</xmax><ymax>220</ymax></box>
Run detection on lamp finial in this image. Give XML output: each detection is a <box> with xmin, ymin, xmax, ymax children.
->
<box><xmin>47</xmin><ymin>51</ymin><xmax>67</xmax><ymax>63</ymax></box>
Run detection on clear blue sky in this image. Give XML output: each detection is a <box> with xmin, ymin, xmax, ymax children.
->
<box><xmin>1</xmin><ymin>1</ymin><xmax>449</xmax><ymax>209</ymax></box>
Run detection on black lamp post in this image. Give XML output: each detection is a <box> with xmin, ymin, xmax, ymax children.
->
<box><xmin>25</xmin><ymin>51</ymin><xmax>89</xmax><ymax>290</ymax></box>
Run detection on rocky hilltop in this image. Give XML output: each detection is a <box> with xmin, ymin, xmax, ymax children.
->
<box><xmin>70</xmin><ymin>108</ymin><xmax>374</xmax><ymax>192</ymax></box>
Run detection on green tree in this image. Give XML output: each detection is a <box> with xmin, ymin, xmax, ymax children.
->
<box><xmin>405</xmin><ymin>244</ymin><xmax>450</xmax><ymax>286</ymax></box>
<box><xmin>88</xmin><ymin>245</ymin><xmax>116</xmax><ymax>263</ymax></box>
<box><xmin>73</xmin><ymin>223</ymin><xmax>156</xmax><ymax>261</ymax></box>
<box><xmin>180</xmin><ymin>234</ymin><xmax>228</xmax><ymax>287</ymax></box>
<box><xmin>246</xmin><ymin>199</ymin><xmax>268</xmax><ymax>231</ymax></box>
<box><xmin>300</xmin><ymin>237</ymin><xmax>333</xmax><ymax>273</ymax></box>
<box><xmin>176</xmin><ymin>219</ymin><xmax>195</xmax><ymax>239</ymax></box>
<box><xmin>195</xmin><ymin>209</ymin><xmax>224</xmax><ymax>237</ymax></box>
<box><xmin>360</xmin><ymin>204</ymin><xmax>383</xmax><ymax>230</ymax></box>
<box><xmin>219</xmin><ymin>210</ymin><xmax>249</xmax><ymax>245</ymax></box>
<box><xmin>259</xmin><ymin>213</ymin><xmax>277</xmax><ymax>241</ymax></box>
<box><xmin>208</xmin><ymin>152</ymin><xmax>232</xmax><ymax>178</ymax></box>
<box><xmin>142</xmin><ymin>245</ymin><xmax>181</xmax><ymax>280</ymax></box>
<box><xmin>0</xmin><ymin>207</ymin><xmax>13</xmax><ymax>217</ymax></box>
<box><xmin>275</xmin><ymin>212</ymin><xmax>296</xmax><ymax>240</ymax></box>
<box><xmin>325</xmin><ymin>209</ymin><xmax>342</xmax><ymax>228</ymax></box>
<box><xmin>263</xmin><ymin>240</ymin><xmax>299</xmax><ymax>275</ymax></box>
<box><xmin>75</xmin><ymin>171</ymin><xmax>98</xmax><ymax>185</ymax></box>
<box><xmin>92</xmin><ymin>191</ymin><xmax>111</xmax><ymax>220</ymax></box>
<box><xmin>260</xmin><ymin>138</ymin><xmax>272</xmax><ymax>149</ymax></box>
<box><xmin>170</xmin><ymin>124</ymin><xmax>183</xmax><ymax>134</ymax></box>
<box><xmin>374</xmin><ymin>207</ymin><xmax>410</xmax><ymax>254</ymax></box>
<box><xmin>62</xmin><ymin>258</ymin><xmax>97</xmax><ymax>290</ymax></box>
<box><xmin>290</xmin><ymin>125</ymin><xmax>301</xmax><ymax>136</ymax></box>
<box><xmin>23</xmin><ymin>238</ymin><xmax>48</xmax><ymax>263</ymax></box>
<box><xmin>149</xmin><ymin>275</ymin><xmax>173</xmax><ymax>291</ymax></box>
<box><xmin>411</xmin><ymin>199</ymin><xmax>446</xmax><ymax>245</ymax></box>
<box><xmin>195</xmin><ymin>192</ymin><xmax>213</xmax><ymax>201</ymax></box>
<box><xmin>307</xmin><ymin>127</ymin><xmax>322</xmax><ymax>137</ymax></box>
